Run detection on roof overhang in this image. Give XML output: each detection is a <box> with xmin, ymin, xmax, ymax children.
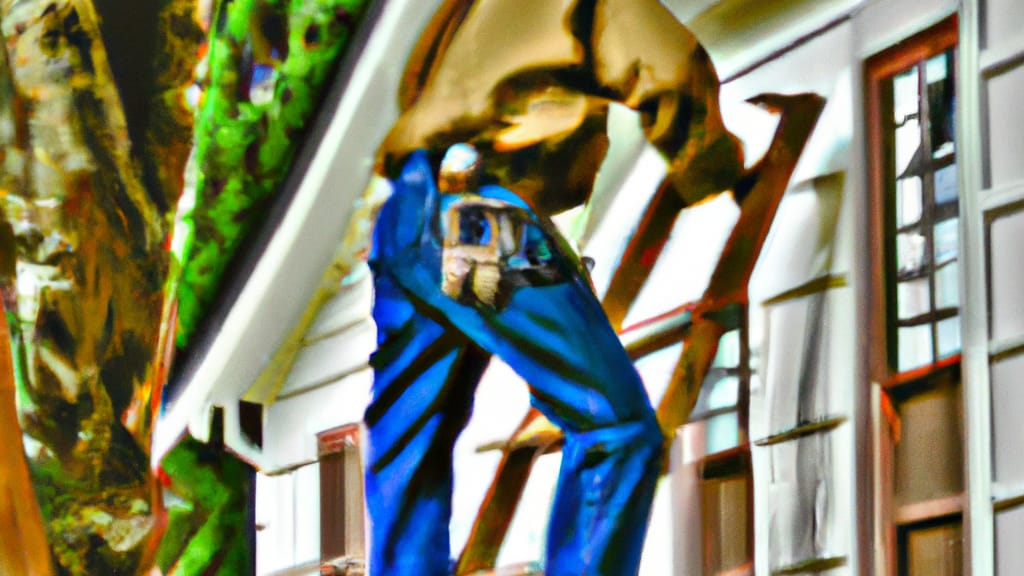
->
<box><xmin>152</xmin><ymin>0</ymin><xmax>447</xmax><ymax>467</ymax></box>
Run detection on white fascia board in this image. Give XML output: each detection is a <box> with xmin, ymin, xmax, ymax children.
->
<box><xmin>691</xmin><ymin>0</ymin><xmax>863</xmax><ymax>82</ymax></box>
<box><xmin>152</xmin><ymin>0</ymin><xmax>445</xmax><ymax>467</ymax></box>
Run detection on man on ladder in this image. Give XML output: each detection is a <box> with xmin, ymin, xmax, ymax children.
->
<box><xmin>365</xmin><ymin>1</ymin><xmax>746</xmax><ymax>574</ymax></box>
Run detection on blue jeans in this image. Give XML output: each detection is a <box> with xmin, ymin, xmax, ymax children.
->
<box><xmin>365</xmin><ymin>151</ymin><xmax>663</xmax><ymax>576</ymax></box>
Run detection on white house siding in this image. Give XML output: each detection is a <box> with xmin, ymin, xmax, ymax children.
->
<box><xmin>246</xmin><ymin>0</ymin><xmax>1024</xmax><ymax>575</ymax></box>
<box><xmin>719</xmin><ymin>20</ymin><xmax>859</xmax><ymax>575</ymax></box>
<box><xmin>257</xmin><ymin>464</ymin><xmax>322</xmax><ymax>575</ymax></box>
<box><xmin>255</xmin><ymin>271</ymin><xmax>376</xmax><ymax>574</ymax></box>
<box><xmin>959</xmin><ymin>0</ymin><xmax>1024</xmax><ymax>572</ymax></box>
<box><xmin>718</xmin><ymin>1</ymin><xmax>966</xmax><ymax>573</ymax></box>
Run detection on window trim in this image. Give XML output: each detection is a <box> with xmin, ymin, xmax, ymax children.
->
<box><xmin>865</xmin><ymin>15</ymin><xmax>960</xmax><ymax>385</ymax></box>
<box><xmin>895</xmin><ymin>513</ymin><xmax>964</xmax><ymax>576</ymax></box>
<box><xmin>699</xmin><ymin>455</ymin><xmax>754</xmax><ymax>576</ymax></box>
<box><xmin>691</xmin><ymin>319</ymin><xmax>754</xmax><ymax>575</ymax></box>
<box><xmin>865</xmin><ymin>15</ymin><xmax>966</xmax><ymax>576</ymax></box>
<box><xmin>318</xmin><ymin>423</ymin><xmax>366</xmax><ymax>575</ymax></box>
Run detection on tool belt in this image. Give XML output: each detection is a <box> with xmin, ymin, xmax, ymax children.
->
<box><xmin>440</xmin><ymin>195</ymin><xmax>565</xmax><ymax>310</ymax></box>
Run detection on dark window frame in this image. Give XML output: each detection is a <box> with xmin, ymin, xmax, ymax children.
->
<box><xmin>634</xmin><ymin>310</ymin><xmax>754</xmax><ymax>575</ymax></box>
<box><xmin>865</xmin><ymin>15</ymin><xmax>966</xmax><ymax>576</ymax></box>
<box><xmin>318</xmin><ymin>423</ymin><xmax>366</xmax><ymax>575</ymax></box>
<box><xmin>692</xmin><ymin>317</ymin><xmax>754</xmax><ymax>575</ymax></box>
<box><xmin>865</xmin><ymin>15</ymin><xmax>961</xmax><ymax>385</ymax></box>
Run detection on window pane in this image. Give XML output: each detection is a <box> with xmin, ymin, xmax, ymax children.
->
<box><xmin>702</xmin><ymin>475</ymin><xmax>750</xmax><ymax>574</ymax></box>
<box><xmin>897</xmin><ymin>278</ymin><xmax>931</xmax><ymax>320</ymax></box>
<box><xmin>926</xmin><ymin>51</ymin><xmax>956</xmax><ymax>157</ymax></box>
<box><xmin>693</xmin><ymin>371</ymin><xmax>739</xmax><ymax>416</ymax></box>
<box><xmin>881</xmin><ymin>46</ymin><xmax>960</xmax><ymax>378</ymax></box>
<box><xmin>933</xmin><ymin>218</ymin><xmax>959</xmax><ymax>265</ymax></box>
<box><xmin>936</xmin><ymin>316</ymin><xmax>961</xmax><ymax>359</ymax></box>
<box><xmin>707</xmin><ymin>375</ymin><xmax>740</xmax><ymax>411</ymax></box>
<box><xmin>895</xmin><ymin>119</ymin><xmax>922</xmax><ymax>177</ymax></box>
<box><xmin>693</xmin><ymin>331</ymin><xmax>744</xmax><ymax>420</ymax></box>
<box><xmin>926</xmin><ymin>51</ymin><xmax>948</xmax><ymax>83</ymax></box>
<box><xmin>898</xmin><ymin>324</ymin><xmax>934</xmax><ymax>373</ymax></box>
<box><xmin>935</xmin><ymin>261</ymin><xmax>960</xmax><ymax>309</ymax></box>
<box><xmin>893</xmin><ymin>67</ymin><xmax>920</xmax><ymax>124</ymax></box>
<box><xmin>903</xmin><ymin>519</ymin><xmax>963</xmax><ymax>576</ymax></box>
<box><xmin>934</xmin><ymin>163</ymin><xmax>958</xmax><ymax>206</ymax></box>
<box><xmin>894</xmin><ymin>383</ymin><xmax>964</xmax><ymax>505</ymax></box>
<box><xmin>991</xmin><ymin>354</ymin><xmax>1024</xmax><ymax>485</ymax></box>
<box><xmin>996</xmin><ymin>503</ymin><xmax>1024</xmax><ymax>576</ymax></box>
<box><xmin>897</xmin><ymin>176</ymin><xmax>923</xmax><ymax>227</ymax></box>
<box><xmin>897</xmin><ymin>231</ymin><xmax>927</xmax><ymax>276</ymax></box>
<box><xmin>706</xmin><ymin>412</ymin><xmax>740</xmax><ymax>454</ymax></box>
<box><xmin>713</xmin><ymin>329</ymin><xmax>740</xmax><ymax>368</ymax></box>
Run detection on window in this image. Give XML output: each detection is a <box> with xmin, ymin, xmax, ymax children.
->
<box><xmin>869</xmin><ymin>23</ymin><xmax>961</xmax><ymax>376</ymax></box>
<box><xmin>898</xmin><ymin>517</ymin><xmax>963</xmax><ymax>576</ymax></box>
<box><xmin>633</xmin><ymin>319</ymin><xmax>753</xmax><ymax>574</ymax></box>
<box><xmin>865</xmin><ymin>16</ymin><xmax>964</xmax><ymax>576</ymax></box>
<box><xmin>701</xmin><ymin>457</ymin><xmax>753</xmax><ymax>575</ymax></box>
<box><xmin>683</xmin><ymin>325</ymin><xmax>754</xmax><ymax>575</ymax></box>
<box><xmin>690</xmin><ymin>328</ymin><xmax>749</xmax><ymax>456</ymax></box>
<box><xmin>696</xmin><ymin>326</ymin><xmax>752</xmax><ymax>575</ymax></box>
<box><xmin>318</xmin><ymin>424</ymin><xmax>366</xmax><ymax>575</ymax></box>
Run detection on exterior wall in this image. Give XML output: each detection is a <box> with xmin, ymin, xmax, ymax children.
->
<box><xmin>704</xmin><ymin>0</ymin><xmax>967</xmax><ymax>573</ymax></box>
<box><xmin>719</xmin><ymin>21</ymin><xmax>859</xmax><ymax>574</ymax></box>
<box><xmin>254</xmin><ymin>273</ymin><xmax>375</xmax><ymax>575</ymax></box>
<box><xmin>959</xmin><ymin>0</ymin><xmax>1024</xmax><ymax>573</ymax></box>
<box><xmin>257</xmin><ymin>462</ymin><xmax>323</xmax><ymax>575</ymax></box>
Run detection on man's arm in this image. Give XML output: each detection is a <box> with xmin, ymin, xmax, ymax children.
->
<box><xmin>580</xmin><ymin>0</ymin><xmax>747</xmax><ymax>328</ymax></box>
<box><xmin>583</xmin><ymin>0</ymin><xmax>744</xmax><ymax>204</ymax></box>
